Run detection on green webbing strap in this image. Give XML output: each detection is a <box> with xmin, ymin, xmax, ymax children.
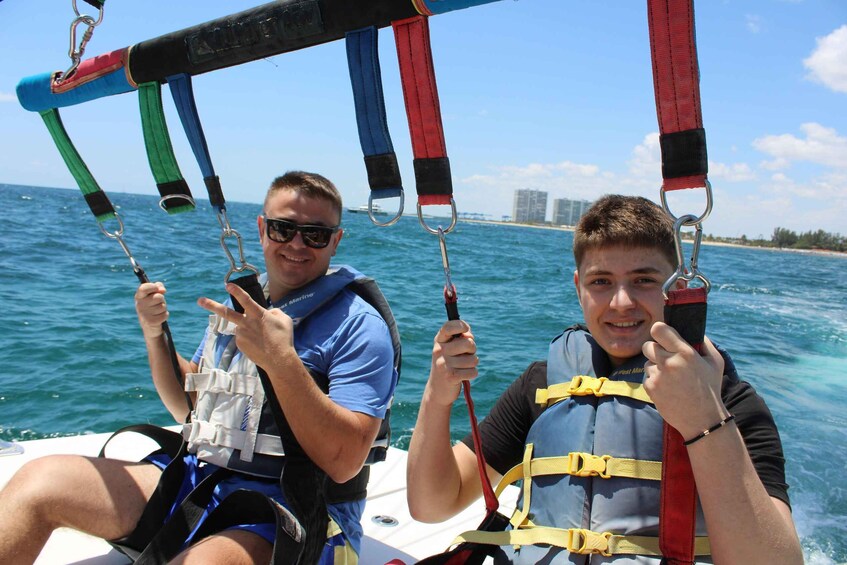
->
<box><xmin>138</xmin><ymin>81</ymin><xmax>195</xmax><ymax>215</ymax></box>
<box><xmin>83</xmin><ymin>0</ymin><xmax>106</xmax><ymax>8</ymax></box>
<box><xmin>39</xmin><ymin>108</ymin><xmax>115</xmax><ymax>222</ymax></box>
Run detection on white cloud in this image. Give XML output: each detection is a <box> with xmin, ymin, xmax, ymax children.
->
<box><xmin>745</xmin><ymin>15</ymin><xmax>762</xmax><ymax>34</ymax></box>
<box><xmin>753</xmin><ymin>123</ymin><xmax>847</xmax><ymax>168</ymax></box>
<box><xmin>709</xmin><ymin>162</ymin><xmax>756</xmax><ymax>182</ymax></box>
<box><xmin>770</xmin><ymin>170</ymin><xmax>847</xmax><ymax>202</ymax></box>
<box><xmin>627</xmin><ymin>132</ymin><xmax>661</xmax><ymax>179</ymax></box>
<box><xmin>0</xmin><ymin>92</ymin><xmax>18</xmax><ymax>103</ymax></box>
<box><xmin>456</xmin><ymin>131</ymin><xmax>845</xmax><ymax>236</ymax></box>
<box><xmin>803</xmin><ymin>25</ymin><xmax>847</xmax><ymax>93</ymax></box>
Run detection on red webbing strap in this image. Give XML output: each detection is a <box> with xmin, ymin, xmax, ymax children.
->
<box><xmin>660</xmin><ymin>286</ymin><xmax>708</xmax><ymax>565</ymax></box>
<box><xmin>463</xmin><ymin>381</ymin><xmax>499</xmax><ymax>513</ymax></box>
<box><xmin>392</xmin><ymin>15</ymin><xmax>453</xmax><ymax>206</ymax></box>
<box><xmin>647</xmin><ymin>0</ymin><xmax>708</xmax><ymax>192</ymax></box>
<box><xmin>444</xmin><ymin>285</ymin><xmax>499</xmax><ymax>514</ymax></box>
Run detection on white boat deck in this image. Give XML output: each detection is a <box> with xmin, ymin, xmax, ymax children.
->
<box><xmin>0</xmin><ymin>430</ymin><xmax>517</xmax><ymax>564</ymax></box>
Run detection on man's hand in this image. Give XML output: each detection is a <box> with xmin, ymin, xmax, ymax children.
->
<box><xmin>197</xmin><ymin>283</ymin><xmax>295</xmax><ymax>369</ymax></box>
<box><xmin>135</xmin><ymin>282</ymin><xmax>168</xmax><ymax>339</ymax></box>
<box><xmin>642</xmin><ymin>321</ymin><xmax>727</xmax><ymax>440</ymax></box>
<box><xmin>428</xmin><ymin>320</ymin><xmax>479</xmax><ymax>407</ymax></box>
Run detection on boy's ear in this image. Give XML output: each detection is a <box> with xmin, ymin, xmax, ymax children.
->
<box><xmin>573</xmin><ymin>269</ymin><xmax>583</xmax><ymax>308</ymax></box>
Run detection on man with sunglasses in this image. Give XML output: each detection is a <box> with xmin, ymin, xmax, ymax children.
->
<box><xmin>0</xmin><ymin>171</ymin><xmax>399</xmax><ymax>564</ymax></box>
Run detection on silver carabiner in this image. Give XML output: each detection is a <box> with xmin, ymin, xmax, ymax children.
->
<box><xmin>662</xmin><ymin>214</ymin><xmax>711</xmax><ymax>297</ymax></box>
<box><xmin>437</xmin><ymin>226</ymin><xmax>455</xmax><ymax>298</ymax></box>
<box><xmin>217</xmin><ymin>210</ymin><xmax>259</xmax><ymax>283</ymax></box>
<box><xmin>57</xmin><ymin>1</ymin><xmax>105</xmax><ymax>83</ymax></box>
<box><xmin>98</xmin><ymin>213</ymin><xmax>142</xmax><ymax>273</ymax></box>
<box><xmin>368</xmin><ymin>190</ymin><xmax>404</xmax><ymax>227</ymax></box>
<box><xmin>418</xmin><ymin>198</ymin><xmax>458</xmax><ymax>235</ymax></box>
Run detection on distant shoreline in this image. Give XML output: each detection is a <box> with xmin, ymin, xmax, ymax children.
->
<box><xmin>460</xmin><ymin>218</ymin><xmax>847</xmax><ymax>259</ymax></box>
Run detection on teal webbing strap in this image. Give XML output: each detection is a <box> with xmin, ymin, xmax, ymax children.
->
<box><xmin>39</xmin><ymin>108</ymin><xmax>115</xmax><ymax>222</ymax></box>
<box><xmin>82</xmin><ymin>0</ymin><xmax>106</xmax><ymax>10</ymax></box>
<box><xmin>138</xmin><ymin>81</ymin><xmax>195</xmax><ymax>215</ymax></box>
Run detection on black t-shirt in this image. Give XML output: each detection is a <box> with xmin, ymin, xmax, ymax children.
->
<box><xmin>461</xmin><ymin>360</ymin><xmax>791</xmax><ymax>507</ymax></box>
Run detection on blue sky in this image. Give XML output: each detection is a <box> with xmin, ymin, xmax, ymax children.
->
<box><xmin>1</xmin><ymin>0</ymin><xmax>845</xmax><ymax>238</ymax></box>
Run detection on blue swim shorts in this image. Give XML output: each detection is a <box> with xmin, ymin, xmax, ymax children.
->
<box><xmin>146</xmin><ymin>453</ymin><xmax>356</xmax><ymax>564</ymax></box>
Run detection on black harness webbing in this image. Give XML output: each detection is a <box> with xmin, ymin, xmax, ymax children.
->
<box><xmin>133</xmin><ymin>467</ymin><xmax>235</xmax><ymax>564</ymax></box>
<box><xmin>101</xmin><ymin>425</ymin><xmax>190</xmax><ymax>558</ymax></box>
<box><xmin>229</xmin><ymin>273</ymin><xmax>328</xmax><ymax>565</ymax></box>
<box><xmin>192</xmin><ymin>489</ymin><xmax>305</xmax><ymax>565</ymax></box>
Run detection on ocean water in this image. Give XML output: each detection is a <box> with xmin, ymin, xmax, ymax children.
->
<box><xmin>1</xmin><ymin>184</ymin><xmax>845</xmax><ymax>562</ymax></box>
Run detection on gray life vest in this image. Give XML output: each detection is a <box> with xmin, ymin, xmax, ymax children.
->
<box><xmin>181</xmin><ymin>266</ymin><xmax>400</xmax><ymax>494</ymax></box>
<box><xmin>460</xmin><ymin>327</ymin><xmax>712</xmax><ymax>564</ymax></box>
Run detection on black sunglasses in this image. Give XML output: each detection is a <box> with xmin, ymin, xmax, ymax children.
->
<box><xmin>263</xmin><ymin>216</ymin><xmax>340</xmax><ymax>249</ymax></box>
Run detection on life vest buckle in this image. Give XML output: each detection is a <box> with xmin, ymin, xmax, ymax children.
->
<box><xmin>566</xmin><ymin>528</ymin><xmax>613</xmax><ymax>557</ymax></box>
<box><xmin>567</xmin><ymin>376</ymin><xmax>609</xmax><ymax>397</ymax></box>
<box><xmin>566</xmin><ymin>452</ymin><xmax>611</xmax><ymax>479</ymax></box>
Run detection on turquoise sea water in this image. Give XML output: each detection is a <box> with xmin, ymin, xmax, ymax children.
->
<box><xmin>1</xmin><ymin>184</ymin><xmax>845</xmax><ymax>562</ymax></box>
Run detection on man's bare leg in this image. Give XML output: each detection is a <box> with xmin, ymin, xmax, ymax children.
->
<box><xmin>172</xmin><ymin>530</ymin><xmax>274</xmax><ymax>565</ymax></box>
<box><xmin>0</xmin><ymin>454</ymin><xmax>162</xmax><ymax>565</ymax></box>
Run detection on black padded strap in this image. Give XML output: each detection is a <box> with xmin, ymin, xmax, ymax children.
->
<box><xmin>133</xmin><ymin>468</ymin><xmax>234</xmax><ymax>564</ymax></box>
<box><xmin>192</xmin><ymin>489</ymin><xmax>305</xmax><ymax>565</ymax></box>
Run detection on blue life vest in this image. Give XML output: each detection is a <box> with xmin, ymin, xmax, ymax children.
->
<box><xmin>459</xmin><ymin>327</ymin><xmax>712</xmax><ymax>564</ymax></box>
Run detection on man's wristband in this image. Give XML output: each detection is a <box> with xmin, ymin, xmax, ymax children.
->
<box><xmin>683</xmin><ymin>414</ymin><xmax>735</xmax><ymax>446</ymax></box>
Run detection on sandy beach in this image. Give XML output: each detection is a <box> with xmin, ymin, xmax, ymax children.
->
<box><xmin>460</xmin><ymin>218</ymin><xmax>847</xmax><ymax>259</ymax></box>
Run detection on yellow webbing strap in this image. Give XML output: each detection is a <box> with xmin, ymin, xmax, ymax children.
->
<box><xmin>535</xmin><ymin>376</ymin><xmax>653</xmax><ymax>408</ymax></box>
<box><xmin>509</xmin><ymin>444</ymin><xmax>535</xmax><ymax>529</ymax></box>
<box><xmin>494</xmin><ymin>452</ymin><xmax>662</xmax><ymax>497</ymax></box>
<box><xmin>451</xmin><ymin>527</ymin><xmax>710</xmax><ymax>557</ymax></box>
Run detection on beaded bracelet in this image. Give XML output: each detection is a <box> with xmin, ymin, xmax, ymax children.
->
<box><xmin>683</xmin><ymin>414</ymin><xmax>735</xmax><ymax>446</ymax></box>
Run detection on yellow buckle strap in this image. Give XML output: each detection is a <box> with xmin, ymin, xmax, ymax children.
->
<box><xmin>450</xmin><ymin>527</ymin><xmax>712</xmax><ymax>557</ymax></box>
<box><xmin>568</xmin><ymin>528</ymin><xmax>613</xmax><ymax>556</ymax></box>
<box><xmin>495</xmin><ymin>452</ymin><xmax>662</xmax><ymax>496</ymax></box>
<box><xmin>509</xmin><ymin>444</ymin><xmax>535</xmax><ymax>529</ymax></box>
<box><xmin>536</xmin><ymin>376</ymin><xmax>654</xmax><ymax>408</ymax></box>
<box><xmin>567</xmin><ymin>452</ymin><xmax>612</xmax><ymax>478</ymax></box>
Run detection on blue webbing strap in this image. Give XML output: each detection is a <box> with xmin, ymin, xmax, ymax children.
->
<box><xmin>345</xmin><ymin>27</ymin><xmax>404</xmax><ymax>203</ymax></box>
<box><xmin>166</xmin><ymin>73</ymin><xmax>225</xmax><ymax>212</ymax></box>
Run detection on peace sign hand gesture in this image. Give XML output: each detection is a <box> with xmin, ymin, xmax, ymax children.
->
<box><xmin>197</xmin><ymin>283</ymin><xmax>295</xmax><ymax>370</ymax></box>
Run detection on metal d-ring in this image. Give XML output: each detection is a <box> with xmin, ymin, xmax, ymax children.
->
<box><xmin>417</xmin><ymin>198</ymin><xmax>457</xmax><ymax>235</ymax></box>
<box><xmin>158</xmin><ymin>193</ymin><xmax>196</xmax><ymax>213</ymax></box>
<box><xmin>660</xmin><ymin>179</ymin><xmax>713</xmax><ymax>226</ymax></box>
<box><xmin>368</xmin><ymin>191</ymin><xmax>404</xmax><ymax>227</ymax></box>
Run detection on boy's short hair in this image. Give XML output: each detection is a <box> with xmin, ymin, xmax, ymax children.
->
<box><xmin>264</xmin><ymin>171</ymin><xmax>343</xmax><ymax>223</ymax></box>
<box><xmin>573</xmin><ymin>194</ymin><xmax>676</xmax><ymax>269</ymax></box>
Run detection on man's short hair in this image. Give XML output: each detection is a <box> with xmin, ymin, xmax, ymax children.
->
<box><xmin>573</xmin><ymin>194</ymin><xmax>676</xmax><ymax>269</ymax></box>
<box><xmin>264</xmin><ymin>171</ymin><xmax>343</xmax><ymax>223</ymax></box>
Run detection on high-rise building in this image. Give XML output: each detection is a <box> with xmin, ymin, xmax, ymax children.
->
<box><xmin>552</xmin><ymin>197</ymin><xmax>592</xmax><ymax>226</ymax></box>
<box><xmin>513</xmin><ymin>189</ymin><xmax>548</xmax><ymax>223</ymax></box>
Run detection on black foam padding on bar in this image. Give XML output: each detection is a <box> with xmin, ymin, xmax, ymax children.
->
<box><xmin>130</xmin><ymin>0</ymin><xmax>418</xmax><ymax>83</ymax></box>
